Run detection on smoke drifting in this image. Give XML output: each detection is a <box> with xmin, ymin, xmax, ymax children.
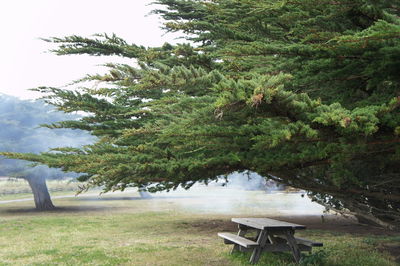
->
<box><xmin>217</xmin><ymin>172</ymin><xmax>286</xmax><ymax>192</ymax></box>
<box><xmin>140</xmin><ymin>172</ymin><xmax>325</xmax><ymax>216</ymax></box>
<box><xmin>0</xmin><ymin>93</ymin><xmax>94</xmax><ymax>180</ymax></box>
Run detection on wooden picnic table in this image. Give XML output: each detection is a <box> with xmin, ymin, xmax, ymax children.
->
<box><xmin>218</xmin><ymin>217</ymin><xmax>323</xmax><ymax>264</ymax></box>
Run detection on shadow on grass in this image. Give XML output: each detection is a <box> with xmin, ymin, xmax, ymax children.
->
<box><xmin>0</xmin><ymin>205</ymin><xmax>116</xmax><ymax>214</ymax></box>
<box><xmin>76</xmin><ymin>196</ymin><xmax>145</xmax><ymax>201</ymax></box>
<box><xmin>75</xmin><ymin>195</ymin><xmax>194</xmax><ymax>201</ymax></box>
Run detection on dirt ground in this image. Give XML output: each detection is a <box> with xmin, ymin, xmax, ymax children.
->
<box><xmin>190</xmin><ymin>214</ymin><xmax>399</xmax><ymax>235</ymax></box>
<box><xmin>276</xmin><ymin>215</ymin><xmax>399</xmax><ymax>236</ymax></box>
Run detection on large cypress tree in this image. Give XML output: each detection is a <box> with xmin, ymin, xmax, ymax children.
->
<box><xmin>2</xmin><ymin>0</ymin><xmax>399</xmax><ymax>228</ymax></box>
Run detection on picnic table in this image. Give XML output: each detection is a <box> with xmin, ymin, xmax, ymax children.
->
<box><xmin>218</xmin><ymin>218</ymin><xmax>323</xmax><ymax>264</ymax></box>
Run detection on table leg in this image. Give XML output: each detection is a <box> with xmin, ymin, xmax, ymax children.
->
<box><xmin>250</xmin><ymin>230</ymin><xmax>268</xmax><ymax>264</ymax></box>
<box><xmin>267</xmin><ymin>233</ymin><xmax>281</xmax><ymax>245</ymax></box>
<box><xmin>285</xmin><ymin>230</ymin><xmax>301</xmax><ymax>263</ymax></box>
<box><xmin>230</xmin><ymin>225</ymin><xmax>247</xmax><ymax>254</ymax></box>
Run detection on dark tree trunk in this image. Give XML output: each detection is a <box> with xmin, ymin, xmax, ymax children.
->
<box><xmin>25</xmin><ymin>176</ymin><xmax>55</xmax><ymax>210</ymax></box>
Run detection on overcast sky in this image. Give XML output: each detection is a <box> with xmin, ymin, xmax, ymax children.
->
<box><xmin>0</xmin><ymin>0</ymin><xmax>179</xmax><ymax>99</ymax></box>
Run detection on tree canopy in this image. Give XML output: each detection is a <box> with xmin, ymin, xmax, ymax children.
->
<box><xmin>1</xmin><ymin>0</ymin><xmax>399</xmax><ymax>228</ymax></box>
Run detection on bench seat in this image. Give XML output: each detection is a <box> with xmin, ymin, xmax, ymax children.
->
<box><xmin>269</xmin><ymin>235</ymin><xmax>323</xmax><ymax>247</ymax></box>
<box><xmin>295</xmin><ymin>237</ymin><xmax>323</xmax><ymax>247</ymax></box>
<box><xmin>218</xmin><ymin>232</ymin><xmax>259</xmax><ymax>248</ymax></box>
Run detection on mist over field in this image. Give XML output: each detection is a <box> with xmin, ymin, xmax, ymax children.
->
<box><xmin>0</xmin><ymin>93</ymin><xmax>94</xmax><ymax>180</ymax></box>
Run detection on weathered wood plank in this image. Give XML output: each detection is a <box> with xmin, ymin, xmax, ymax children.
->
<box><xmin>231</xmin><ymin>224</ymin><xmax>249</xmax><ymax>254</ymax></box>
<box><xmin>232</xmin><ymin>218</ymin><xmax>306</xmax><ymax>230</ymax></box>
<box><xmin>285</xmin><ymin>230</ymin><xmax>302</xmax><ymax>263</ymax></box>
<box><xmin>250</xmin><ymin>230</ymin><xmax>268</xmax><ymax>264</ymax></box>
<box><xmin>230</xmin><ymin>244</ymin><xmax>311</xmax><ymax>253</ymax></box>
<box><xmin>269</xmin><ymin>236</ymin><xmax>323</xmax><ymax>247</ymax></box>
<box><xmin>222</xmin><ymin>217</ymin><xmax>322</xmax><ymax>264</ymax></box>
<box><xmin>218</xmin><ymin>232</ymin><xmax>259</xmax><ymax>248</ymax></box>
<box><xmin>262</xmin><ymin>243</ymin><xmax>312</xmax><ymax>252</ymax></box>
<box><xmin>267</xmin><ymin>234</ymin><xmax>287</xmax><ymax>244</ymax></box>
<box><xmin>295</xmin><ymin>237</ymin><xmax>323</xmax><ymax>247</ymax></box>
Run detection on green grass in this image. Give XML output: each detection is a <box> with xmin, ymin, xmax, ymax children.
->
<box><xmin>0</xmin><ymin>178</ymin><xmax>101</xmax><ymax>201</ymax></box>
<box><xmin>0</xmin><ymin>178</ymin><xmax>81</xmax><ymax>199</ymax></box>
<box><xmin>0</xmin><ymin>191</ymin><xmax>76</xmax><ymax>201</ymax></box>
<box><xmin>0</xmin><ymin>192</ymin><xmax>398</xmax><ymax>265</ymax></box>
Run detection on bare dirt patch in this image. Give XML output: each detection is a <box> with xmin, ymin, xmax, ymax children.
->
<box><xmin>1</xmin><ymin>205</ymin><xmax>115</xmax><ymax>215</ymax></box>
<box><xmin>187</xmin><ymin>219</ymin><xmax>237</xmax><ymax>233</ymax></box>
<box><xmin>274</xmin><ymin>215</ymin><xmax>400</xmax><ymax>236</ymax></box>
<box><xmin>187</xmin><ymin>214</ymin><xmax>400</xmax><ymax>236</ymax></box>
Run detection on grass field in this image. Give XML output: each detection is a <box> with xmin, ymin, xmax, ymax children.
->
<box><xmin>0</xmin><ymin>186</ymin><xmax>399</xmax><ymax>265</ymax></box>
<box><xmin>0</xmin><ymin>178</ymin><xmax>81</xmax><ymax>201</ymax></box>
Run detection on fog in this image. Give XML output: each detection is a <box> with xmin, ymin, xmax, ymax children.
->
<box><xmin>78</xmin><ymin>174</ymin><xmax>325</xmax><ymax>216</ymax></box>
<box><xmin>0</xmin><ymin>93</ymin><xmax>94</xmax><ymax>180</ymax></box>
<box><xmin>136</xmin><ymin>172</ymin><xmax>325</xmax><ymax>216</ymax></box>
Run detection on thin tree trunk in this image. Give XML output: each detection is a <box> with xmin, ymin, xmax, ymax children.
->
<box><xmin>138</xmin><ymin>186</ymin><xmax>152</xmax><ymax>199</ymax></box>
<box><xmin>25</xmin><ymin>176</ymin><xmax>55</xmax><ymax>210</ymax></box>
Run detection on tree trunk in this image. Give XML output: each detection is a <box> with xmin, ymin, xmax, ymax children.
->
<box><xmin>25</xmin><ymin>176</ymin><xmax>55</xmax><ymax>210</ymax></box>
<box><xmin>138</xmin><ymin>186</ymin><xmax>152</xmax><ymax>199</ymax></box>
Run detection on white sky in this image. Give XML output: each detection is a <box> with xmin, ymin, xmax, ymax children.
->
<box><xmin>0</xmin><ymin>0</ymin><xmax>179</xmax><ymax>99</ymax></box>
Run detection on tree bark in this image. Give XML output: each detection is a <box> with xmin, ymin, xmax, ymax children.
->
<box><xmin>25</xmin><ymin>176</ymin><xmax>55</xmax><ymax>210</ymax></box>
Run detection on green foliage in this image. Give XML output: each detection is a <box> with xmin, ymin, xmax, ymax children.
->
<box><xmin>1</xmin><ymin>0</ymin><xmax>399</xmax><ymax>228</ymax></box>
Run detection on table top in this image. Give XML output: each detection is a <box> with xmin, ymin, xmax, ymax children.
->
<box><xmin>231</xmin><ymin>218</ymin><xmax>306</xmax><ymax>230</ymax></box>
